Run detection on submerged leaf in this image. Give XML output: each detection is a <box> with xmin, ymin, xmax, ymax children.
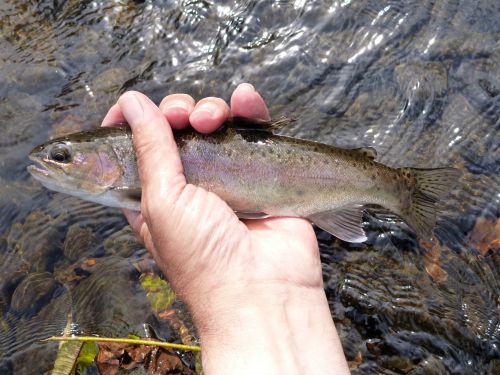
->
<box><xmin>75</xmin><ymin>342</ymin><xmax>98</xmax><ymax>375</ymax></box>
<box><xmin>51</xmin><ymin>312</ymin><xmax>89</xmax><ymax>375</ymax></box>
<box><xmin>51</xmin><ymin>340</ymin><xmax>83</xmax><ymax>375</ymax></box>
<box><xmin>469</xmin><ymin>217</ymin><xmax>500</xmax><ymax>256</ymax></box>
<box><xmin>140</xmin><ymin>273</ymin><xmax>176</xmax><ymax>313</ymax></box>
<box><xmin>348</xmin><ymin>351</ymin><xmax>363</xmax><ymax>370</ymax></box>
<box><xmin>419</xmin><ymin>239</ymin><xmax>448</xmax><ymax>283</ymax></box>
<box><xmin>95</xmin><ymin>338</ymin><xmax>196</xmax><ymax>375</ymax></box>
<box><xmin>51</xmin><ymin>338</ymin><xmax>98</xmax><ymax>375</ymax></box>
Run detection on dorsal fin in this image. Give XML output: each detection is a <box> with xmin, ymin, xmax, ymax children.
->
<box><xmin>224</xmin><ymin>116</ymin><xmax>295</xmax><ymax>132</ymax></box>
<box><xmin>350</xmin><ymin>147</ymin><xmax>377</xmax><ymax>160</ymax></box>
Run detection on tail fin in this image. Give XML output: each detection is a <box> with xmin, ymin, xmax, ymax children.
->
<box><xmin>401</xmin><ymin>167</ymin><xmax>461</xmax><ymax>239</ymax></box>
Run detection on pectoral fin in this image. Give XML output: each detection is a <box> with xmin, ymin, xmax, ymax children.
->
<box><xmin>110</xmin><ymin>187</ymin><xmax>142</xmax><ymax>210</ymax></box>
<box><xmin>308</xmin><ymin>205</ymin><xmax>367</xmax><ymax>243</ymax></box>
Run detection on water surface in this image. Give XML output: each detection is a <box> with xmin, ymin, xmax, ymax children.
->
<box><xmin>0</xmin><ymin>0</ymin><xmax>498</xmax><ymax>373</ymax></box>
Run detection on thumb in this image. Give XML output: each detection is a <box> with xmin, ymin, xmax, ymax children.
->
<box><xmin>117</xmin><ymin>91</ymin><xmax>186</xmax><ymax>214</ymax></box>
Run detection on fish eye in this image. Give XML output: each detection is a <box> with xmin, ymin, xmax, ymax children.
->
<box><xmin>49</xmin><ymin>144</ymin><xmax>72</xmax><ymax>163</ymax></box>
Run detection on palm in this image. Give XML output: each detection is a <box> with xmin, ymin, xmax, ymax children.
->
<box><xmin>138</xmin><ymin>185</ymin><xmax>323</xmax><ymax>300</ymax></box>
<box><xmin>246</xmin><ymin>218</ymin><xmax>322</xmax><ymax>287</ymax></box>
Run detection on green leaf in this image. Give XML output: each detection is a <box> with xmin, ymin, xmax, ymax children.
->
<box><xmin>75</xmin><ymin>342</ymin><xmax>98</xmax><ymax>375</ymax></box>
<box><xmin>140</xmin><ymin>274</ymin><xmax>175</xmax><ymax>313</ymax></box>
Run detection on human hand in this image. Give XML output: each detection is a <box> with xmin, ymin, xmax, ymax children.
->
<box><xmin>101</xmin><ymin>83</ymin><xmax>349</xmax><ymax>374</ymax></box>
<box><xmin>102</xmin><ymin>83</ymin><xmax>321</xmax><ymax>304</ymax></box>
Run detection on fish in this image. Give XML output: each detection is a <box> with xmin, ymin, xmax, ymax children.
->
<box><xmin>28</xmin><ymin>117</ymin><xmax>460</xmax><ymax>243</ymax></box>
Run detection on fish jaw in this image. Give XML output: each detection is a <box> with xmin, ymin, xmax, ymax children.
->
<box><xmin>27</xmin><ymin>160</ymin><xmax>140</xmax><ymax>210</ymax></box>
<box><xmin>27</xmin><ymin>158</ymin><xmax>91</xmax><ymax>199</ymax></box>
<box><xmin>28</xmin><ymin>150</ymin><xmax>110</xmax><ymax>204</ymax></box>
<box><xmin>27</xmin><ymin>154</ymin><xmax>69</xmax><ymax>194</ymax></box>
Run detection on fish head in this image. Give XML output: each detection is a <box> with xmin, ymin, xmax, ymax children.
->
<box><xmin>28</xmin><ymin>136</ymin><xmax>123</xmax><ymax>199</ymax></box>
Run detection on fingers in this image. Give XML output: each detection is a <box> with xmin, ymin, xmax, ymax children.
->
<box><xmin>190</xmin><ymin>97</ymin><xmax>231</xmax><ymax>133</ymax></box>
<box><xmin>104</xmin><ymin>83</ymin><xmax>267</xmax><ymax>131</ymax></box>
<box><xmin>160</xmin><ymin>94</ymin><xmax>231</xmax><ymax>133</ymax></box>
<box><xmin>117</xmin><ymin>91</ymin><xmax>186</xmax><ymax>207</ymax></box>
<box><xmin>230</xmin><ymin>83</ymin><xmax>270</xmax><ymax>121</ymax></box>
<box><xmin>159</xmin><ymin>94</ymin><xmax>195</xmax><ymax>129</ymax></box>
<box><xmin>155</xmin><ymin>83</ymin><xmax>268</xmax><ymax>135</ymax></box>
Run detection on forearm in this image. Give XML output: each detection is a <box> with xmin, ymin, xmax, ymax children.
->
<box><xmin>192</xmin><ymin>284</ymin><xmax>350</xmax><ymax>375</ymax></box>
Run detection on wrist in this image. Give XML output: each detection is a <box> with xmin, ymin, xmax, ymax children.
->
<box><xmin>191</xmin><ymin>283</ymin><xmax>350</xmax><ymax>375</ymax></box>
<box><xmin>191</xmin><ymin>283</ymin><xmax>324</xmax><ymax>332</ymax></box>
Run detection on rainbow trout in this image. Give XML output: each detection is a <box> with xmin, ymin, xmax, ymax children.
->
<box><xmin>28</xmin><ymin>118</ymin><xmax>460</xmax><ymax>242</ymax></box>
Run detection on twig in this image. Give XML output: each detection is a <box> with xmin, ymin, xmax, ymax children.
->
<box><xmin>43</xmin><ymin>336</ymin><xmax>201</xmax><ymax>352</ymax></box>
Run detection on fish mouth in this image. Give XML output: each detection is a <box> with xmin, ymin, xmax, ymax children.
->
<box><xmin>27</xmin><ymin>155</ymin><xmax>50</xmax><ymax>179</ymax></box>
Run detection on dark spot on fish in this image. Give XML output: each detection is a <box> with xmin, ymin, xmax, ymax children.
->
<box><xmin>478</xmin><ymin>78</ymin><xmax>498</xmax><ymax>97</ymax></box>
<box><xmin>296</xmin><ymin>189</ymin><xmax>305</xmax><ymax>197</ymax></box>
<box><xmin>362</xmin><ymin>165</ymin><xmax>367</xmax><ymax>170</ymax></box>
<box><xmin>371</xmin><ymin>174</ymin><xmax>377</xmax><ymax>181</ymax></box>
<box><xmin>300</xmin><ymin>156</ymin><xmax>305</xmax><ymax>162</ymax></box>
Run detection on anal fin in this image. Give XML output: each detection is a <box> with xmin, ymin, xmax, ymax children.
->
<box><xmin>308</xmin><ymin>205</ymin><xmax>367</xmax><ymax>243</ymax></box>
<box><xmin>235</xmin><ymin>211</ymin><xmax>270</xmax><ymax>219</ymax></box>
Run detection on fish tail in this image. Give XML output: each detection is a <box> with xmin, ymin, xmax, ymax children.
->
<box><xmin>400</xmin><ymin>167</ymin><xmax>461</xmax><ymax>239</ymax></box>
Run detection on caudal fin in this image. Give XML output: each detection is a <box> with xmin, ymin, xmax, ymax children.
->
<box><xmin>401</xmin><ymin>167</ymin><xmax>461</xmax><ymax>239</ymax></box>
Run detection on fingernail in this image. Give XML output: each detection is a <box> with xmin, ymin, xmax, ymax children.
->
<box><xmin>196</xmin><ymin>103</ymin><xmax>222</xmax><ymax>119</ymax></box>
<box><xmin>118</xmin><ymin>92</ymin><xmax>144</xmax><ymax>127</ymax></box>
<box><xmin>162</xmin><ymin>100</ymin><xmax>191</xmax><ymax>114</ymax></box>
<box><xmin>236</xmin><ymin>83</ymin><xmax>255</xmax><ymax>92</ymax></box>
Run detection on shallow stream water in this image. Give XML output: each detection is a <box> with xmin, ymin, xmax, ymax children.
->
<box><xmin>0</xmin><ymin>1</ymin><xmax>498</xmax><ymax>373</ymax></box>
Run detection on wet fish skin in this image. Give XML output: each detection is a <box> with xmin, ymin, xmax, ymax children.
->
<box><xmin>28</xmin><ymin>118</ymin><xmax>460</xmax><ymax>242</ymax></box>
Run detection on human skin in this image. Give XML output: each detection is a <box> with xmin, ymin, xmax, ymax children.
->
<box><xmin>101</xmin><ymin>83</ymin><xmax>350</xmax><ymax>375</ymax></box>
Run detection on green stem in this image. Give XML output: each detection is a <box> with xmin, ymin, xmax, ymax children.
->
<box><xmin>43</xmin><ymin>336</ymin><xmax>201</xmax><ymax>352</ymax></box>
